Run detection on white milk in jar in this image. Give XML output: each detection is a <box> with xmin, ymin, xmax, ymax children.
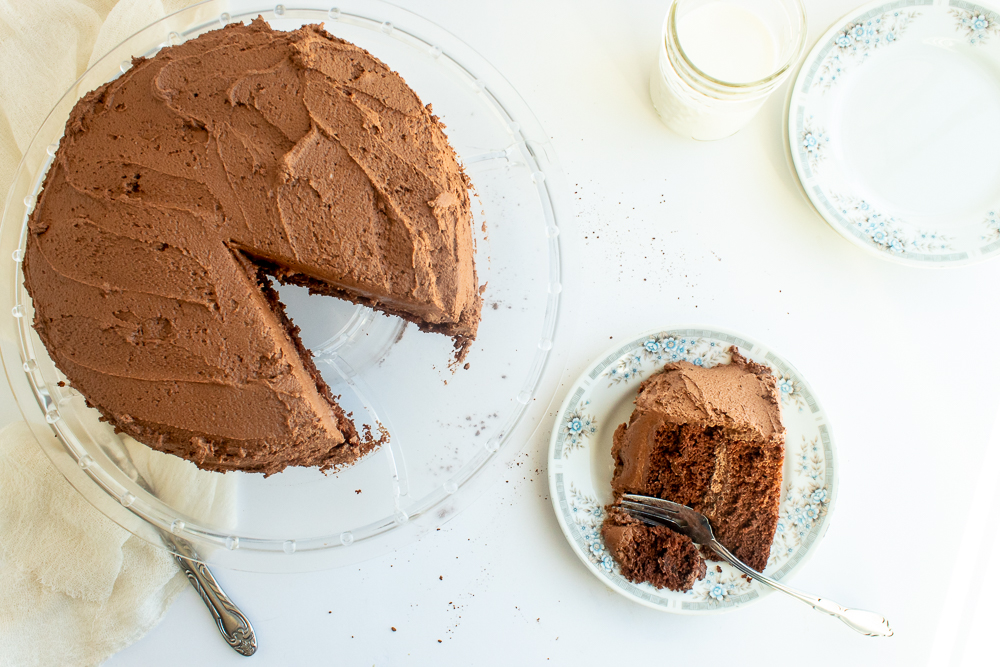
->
<box><xmin>678</xmin><ymin>2</ymin><xmax>776</xmax><ymax>84</ymax></box>
<box><xmin>650</xmin><ymin>0</ymin><xmax>806</xmax><ymax>140</ymax></box>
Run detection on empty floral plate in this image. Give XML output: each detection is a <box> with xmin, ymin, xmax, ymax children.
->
<box><xmin>547</xmin><ymin>327</ymin><xmax>838</xmax><ymax>614</ymax></box>
<box><xmin>787</xmin><ymin>0</ymin><xmax>1000</xmax><ymax>266</ymax></box>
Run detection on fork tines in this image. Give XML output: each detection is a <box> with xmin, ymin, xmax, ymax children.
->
<box><xmin>619</xmin><ymin>494</ymin><xmax>701</xmax><ymax>539</ymax></box>
<box><xmin>620</xmin><ymin>502</ymin><xmax>678</xmax><ymax>528</ymax></box>
<box><xmin>619</xmin><ymin>500</ymin><xmax>683</xmax><ymax>527</ymax></box>
<box><xmin>622</xmin><ymin>494</ymin><xmax>685</xmax><ymax>513</ymax></box>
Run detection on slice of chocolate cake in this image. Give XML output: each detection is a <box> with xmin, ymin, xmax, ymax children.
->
<box><xmin>601</xmin><ymin>347</ymin><xmax>785</xmax><ymax>590</ymax></box>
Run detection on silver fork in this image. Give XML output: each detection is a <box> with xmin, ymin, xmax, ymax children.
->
<box><xmin>621</xmin><ymin>494</ymin><xmax>893</xmax><ymax>637</ymax></box>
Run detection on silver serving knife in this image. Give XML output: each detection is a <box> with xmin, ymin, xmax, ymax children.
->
<box><xmin>160</xmin><ymin>530</ymin><xmax>256</xmax><ymax>656</ymax></box>
<box><xmin>96</xmin><ymin>437</ymin><xmax>257</xmax><ymax>656</ymax></box>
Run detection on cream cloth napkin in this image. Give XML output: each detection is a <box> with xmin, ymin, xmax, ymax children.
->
<box><xmin>0</xmin><ymin>422</ymin><xmax>237</xmax><ymax>666</ymax></box>
<box><xmin>0</xmin><ymin>3</ymin><xmax>237</xmax><ymax>664</ymax></box>
<box><xmin>0</xmin><ymin>0</ymin><xmax>199</xmax><ymax>185</ymax></box>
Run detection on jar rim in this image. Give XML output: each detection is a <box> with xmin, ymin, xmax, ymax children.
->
<box><xmin>665</xmin><ymin>0</ymin><xmax>808</xmax><ymax>92</ymax></box>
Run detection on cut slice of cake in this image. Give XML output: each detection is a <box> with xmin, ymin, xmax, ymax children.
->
<box><xmin>23</xmin><ymin>19</ymin><xmax>480</xmax><ymax>475</ymax></box>
<box><xmin>601</xmin><ymin>347</ymin><xmax>785</xmax><ymax>589</ymax></box>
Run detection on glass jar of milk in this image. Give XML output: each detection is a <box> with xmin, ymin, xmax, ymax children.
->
<box><xmin>651</xmin><ymin>0</ymin><xmax>807</xmax><ymax>140</ymax></box>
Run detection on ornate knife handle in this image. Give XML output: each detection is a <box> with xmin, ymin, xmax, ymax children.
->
<box><xmin>165</xmin><ymin>533</ymin><xmax>257</xmax><ymax>656</ymax></box>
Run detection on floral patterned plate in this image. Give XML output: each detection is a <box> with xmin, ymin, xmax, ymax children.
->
<box><xmin>547</xmin><ymin>327</ymin><xmax>837</xmax><ymax>614</ymax></box>
<box><xmin>787</xmin><ymin>0</ymin><xmax>1000</xmax><ymax>267</ymax></box>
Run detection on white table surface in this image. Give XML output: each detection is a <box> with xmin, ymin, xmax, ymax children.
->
<box><xmin>4</xmin><ymin>0</ymin><xmax>999</xmax><ymax>663</ymax></box>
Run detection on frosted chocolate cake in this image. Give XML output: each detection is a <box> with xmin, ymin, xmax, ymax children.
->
<box><xmin>601</xmin><ymin>348</ymin><xmax>785</xmax><ymax>590</ymax></box>
<box><xmin>23</xmin><ymin>19</ymin><xmax>481</xmax><ymax>475</ymax></box>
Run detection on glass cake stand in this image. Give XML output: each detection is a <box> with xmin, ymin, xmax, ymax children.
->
<box><xmin>0</xmin><ymin>0</ymin><xmax>569</xmax><ymax>572</ymax></box>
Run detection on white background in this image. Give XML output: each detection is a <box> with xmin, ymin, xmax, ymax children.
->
<box><xmin>3</xmin><ymin>0</ymin><xmax>999</xmax><ymax>664</ymax></box>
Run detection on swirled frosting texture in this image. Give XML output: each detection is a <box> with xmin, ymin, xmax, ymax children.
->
<box><xmin>24</xmin><ymin>19</ymin><xmax>480</xmax><ymax>475</ymax></box>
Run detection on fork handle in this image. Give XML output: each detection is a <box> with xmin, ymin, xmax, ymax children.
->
<box><xmin>707</xmin><ymin>540</ymin><xmax>893</xmax><ymax>637</ymax></box>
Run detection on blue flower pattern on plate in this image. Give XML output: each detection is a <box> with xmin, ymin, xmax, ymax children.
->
<box><xmin>768</xmin><ymin>436</ymin><xmax>830</xmax><ymax>566</ymax></box>
<box><xmin>982</xmin><ymin>211</ymin><xmax>1000</xmax><ymax>243</ymax></box>
<box><xmin>604</xmin><ymin>335</ymin><xmax>730</xmax><ymax>386</ymax></box>
<box><xmin>952</xmin><ymin>8</ymin><xmax>1000</xmax><ymax>45</ymax></box>
<box><xmin>800</xmin><ymin>119</ymin><xmax>829</xmax><ymax>173</ymax></box>
<box><xmin>562</xmin><ymin>400</ymin><xmax>597</xmax><ymax>457</ymax></box>
<box><xmin>568</xmin><ymin>485</ymin><xmax>617</xmax><ymax>573</ymax></box>
<box><xmin>815</xmin><ymin>10</ymin><xmax>919</xmax><ymax>90</ymax></box>
<box><xmin>689</xmin><ymin>567</ymin><xmax>753</xmax><ymax>603</ymax></box>
<box><xmin>771</xmin><ymin>368</ymin><xmax>808</xmax><ymax>412</ymax></box>
<box><xmin>831</xmin><ymin>193</ymin><xmax>955</xmax><ymax>254</ymax></box>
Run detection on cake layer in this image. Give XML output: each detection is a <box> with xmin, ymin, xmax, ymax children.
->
<box><xmin>24</xmin><ymin>19</ymin><xmax>480</xmax><ymax>474</ymax></box>
<box><xmin>603</xmin><ymin>348</ymin><xmax>785</xmax><ymax>584</ymax></box>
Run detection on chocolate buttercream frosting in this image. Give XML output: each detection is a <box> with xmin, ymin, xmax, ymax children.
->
<box><xmin>602</xmin><ymin>347</ymin><xmax>785</xmax><ymax>588</ymax></box>
<box><xmin>23</xmin><ymin>19</ymin><xmax>481</xmax><ymax>475</ymax></box>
